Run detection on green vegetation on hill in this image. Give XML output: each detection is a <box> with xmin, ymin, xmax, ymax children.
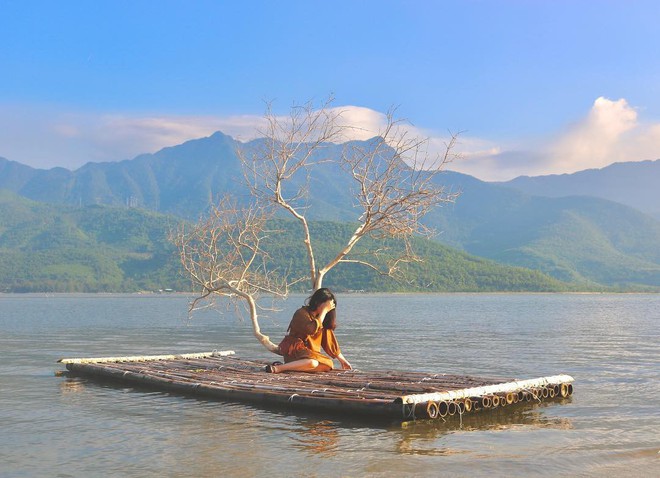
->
<box><xmin>461</xmin><ymin>196</ymin><xmax>660</xmax><ymax>288</ymax></box>
<box><xmin>0</xmin><ymin>192</ymin><xmax>186</xmax><ymax>292</ymax></box>
<box><xmin>2</xmin><ymin>134</ymin><xmax>659</xmax><ymax>289</ymax></box>
<box><xmin>268</xmin><ymin>220</ymin><xmax>570</xmax><ymax>292</ymax></box>
<box><xmin>0</xmin><ymin>191</ymin><xmax>576</xmax><ymax>293</ymax></box>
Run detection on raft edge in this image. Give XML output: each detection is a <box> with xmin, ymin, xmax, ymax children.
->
<box><xmin>399</xmin><ymin>374</ymin><xmax>575</xmax><ymax>404</ymax></box>
<box><xmin>58</xmin><ymin>350</ymin><xmax>235</xmax><ymax>364</ymax></box>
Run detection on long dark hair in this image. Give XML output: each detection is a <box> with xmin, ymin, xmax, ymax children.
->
<box><xmin>305</xmin><ymin>287</ymin><xmax>337</xmax><ymax>330</ymax></box>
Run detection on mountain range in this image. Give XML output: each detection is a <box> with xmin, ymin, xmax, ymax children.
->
<box><xmin>499</xmin><ymin>159</ymin><xmax>660</xmax><ymax>220</ymax></box>
<box><xmin>1</xmin><ymin>132</ymin><xmax>658</xmax><ymax>289</ymax></box>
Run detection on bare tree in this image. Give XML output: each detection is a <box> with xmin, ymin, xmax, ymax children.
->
<box><xmin>240</xmin><ymin>98</ymin><xmax>350</xmax><ymax>289</ymax></box>
<box><xmin>175</xmin><ymin>98</ymin><xmax>460</xmax><ymax>354</ymax></box>
<box><xmin>172</xmin><ymin>197</ymin><xmax>287</xmax><ymax>353</ymax></box>
<box><xmin>240</xmin><ymin>101</ymin><xmax>460</xmax><ymax>290</ymax></box>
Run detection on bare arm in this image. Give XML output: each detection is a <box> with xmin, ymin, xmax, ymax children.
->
<box><xmin>336</xmin><ymin>352</ymin><xmax>352</xmax><ymax>370</ymax></box>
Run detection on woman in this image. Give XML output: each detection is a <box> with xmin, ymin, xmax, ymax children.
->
<box><xmin>266</xmin><ymin>288</ymin><xmax>352</xmax><ymax>373</ymax></box>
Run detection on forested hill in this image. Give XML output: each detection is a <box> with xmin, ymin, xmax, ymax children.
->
<box><xmin>0</xmin><ymin>191</ymin><xmax>184</xmax><ymax>292</ymax></box>
<box><xmin>0</xmin><ymin>191</ymin><xmax>572</xmax><ymax>293</ymax></box>
<box><xmin>1</xmin><ymin>132</ymin><xmax>659</xmax><ymax>289</ymax></box>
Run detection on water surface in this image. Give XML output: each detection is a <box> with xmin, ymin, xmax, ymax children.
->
<box><xmin>1</xmin><ymin>293</ymin><xmax>658</xmax><ymax>477</ymax></box>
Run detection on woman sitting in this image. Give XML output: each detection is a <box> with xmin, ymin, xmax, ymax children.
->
<box><xmin>267</xmin><ymin>288</ymin><xmax>351</xmax><ymax>373</ymax></box>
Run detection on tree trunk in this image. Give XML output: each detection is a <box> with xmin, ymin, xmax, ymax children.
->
<box><xmin>242</xmin><ymin>291</ymin><xmax>281</xmax><ymax>355</ymax></box>
<box><xmin>313</xmin><ymin>272</ymin><xmax>324</xmax><ymax>291</ymax></box>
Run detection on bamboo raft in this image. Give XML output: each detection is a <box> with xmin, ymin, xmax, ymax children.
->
<box><xmin>58</xmin><ymin>351</ymin><xmax>574</xmax><ymax>422</ymax></box>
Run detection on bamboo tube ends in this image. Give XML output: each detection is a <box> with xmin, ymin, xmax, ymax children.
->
<box><xmin>416</xmin><ymin>399</ymin><xmax>479</xmax><ymax>419</ymax></box>
<box><xmin>413</xmin><ymin>381</ymin><xmax>574</xmax><ymax>418</ymax></box>
<box><xmin>426</xmin><ymin>401</ymin><xmax>440</xmax><ymax>419</ymax></box>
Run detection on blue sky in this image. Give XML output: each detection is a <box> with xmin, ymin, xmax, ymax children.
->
<box><xmin>1</xmin><ymin>0</ymin><xmax>659</xmax><ymax>180</ymax></box>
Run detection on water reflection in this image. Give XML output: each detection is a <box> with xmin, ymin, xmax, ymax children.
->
<box><xmin>399</xmin><ymin>398</ymin><xmax>574</xmax><ymax>433</ymax></box>
<box><xmin>392</xmin><ymin>400</ymin><xmax>574</xmax><ymax>457</ymax></box>
<box><xmin>290</xmin><ymin>419</ymin><xmax>340</xmax><ymax>455</ymax></box>
<box><xmin>58</xmin><ymin>376</ymin><xmax>87</xmax><ymax>394</ymax></box>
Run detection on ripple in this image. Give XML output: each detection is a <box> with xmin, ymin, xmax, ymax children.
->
<box><xmin>2</xmin><ymin>293</ymin><xmax>659</xmax><ymax>477</ymax></box>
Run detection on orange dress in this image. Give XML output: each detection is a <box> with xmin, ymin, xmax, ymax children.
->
<box><xmin>277</xmin><ymin>307</ymin><xmax>341</xmax><ymax>369</ymax></box>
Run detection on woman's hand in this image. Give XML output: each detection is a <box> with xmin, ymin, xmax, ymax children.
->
<box><xmin>338</xmin><ymin>355</ymin><xmax>352</xmax><ymax>370</ymax></box>
<box><xmin>322</xmin><ymin>299</ymin><xmax>336</xmax><ymax>313</ymax></box>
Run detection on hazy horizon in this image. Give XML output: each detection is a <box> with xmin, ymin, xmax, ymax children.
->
<box><xmin>2</xmin><ymin>1</ymin><xmax>660</xmax><ymax>181</ymax></box>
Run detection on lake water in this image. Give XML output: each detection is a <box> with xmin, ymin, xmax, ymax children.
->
<box><xmin>1</xmin><ymin>293</ymin><xmax>659</xmax><ymax>477</ymax></box>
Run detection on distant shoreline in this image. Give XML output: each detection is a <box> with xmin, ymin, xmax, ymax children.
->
<box><xmin>2</xmin><ymin>290</ymin><xmax>657</xmax><ymax>298</ymax></box>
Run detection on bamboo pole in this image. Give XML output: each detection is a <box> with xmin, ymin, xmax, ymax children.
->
<box><xmin>58</xmin><ymin>350</ymin><xmax>235</xmax><ymax>364</ymax></box>
<box><xmin>64</xmin><ymin>361</ymin><xmax>403</xmax><ymax>418</ymax></box>
<box><xmin>397</xmin><ymin>374</ymin><xmax>575</xmax><ymax>405</ymax></box>
<box><xmin>289</xmin><ymin>373</ymin><xmax>506</xmax><ymax>395</ymax></box>
<box><xmin>69</xmin><ymin>360</ymin><xmax>398</xmax><ymax>402</ymax></box>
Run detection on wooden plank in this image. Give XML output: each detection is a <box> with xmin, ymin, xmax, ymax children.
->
<box><xmin>59</xmin><ymin>352</ymin><xmax>575</xmax><ymax>421</ymax></box>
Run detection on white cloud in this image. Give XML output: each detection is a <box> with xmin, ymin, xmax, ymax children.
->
<box><xmin>329</xmin><ymin>106</ymin><xmax>389</xmax><ymax>141</ymax></box>
<box><xmin>548</xmin><ymin>97</ymin><xmax>638</xmax><ymax>172</ymax></box>
<box><xmin>76</xmin><ymin>114</ymin><xmax>268</xmax><ymax>161</ymax></box>
<box><xmin>444</xmin><ymin>97</ymin><xmax>660</xmax><ymax>180</ymax></box>
<box><xmin>0</xmin><ymin>105</ymin><xmax>391</xmax><ymax>170</ymax></box>
<box><xmin>0</xmin><ymin>107</ymin><xmax>269</xmax><ymax>169</ymax></box>
<box><xmin>1</xmin><ymin>99</ymin><xmax>658</xmax><ymax>179</ymax></box>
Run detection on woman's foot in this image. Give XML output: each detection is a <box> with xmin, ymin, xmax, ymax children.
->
<box><xmin>263</xmin><ymin>361</ymin><xmax>282</xmax><ymax>373</ymax></box>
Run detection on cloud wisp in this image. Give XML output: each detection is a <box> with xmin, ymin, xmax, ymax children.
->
<box><xmin>454</xmin><ymin>97</ymin><xmax>660</xmax><ymax>180</ymax></box>
<box><xmin>327</xmin><ymin>98</ymin><xmax>660</xmax><ymax>180</ymax></box>
<box><xmin>1</xmin><ymin>98</ymin><xmax>658</xmax><ymax>180</ymax></box>
<box><xmin>0</xmin><ymin>107</ymin><xmax>269</xmax><ymax>169</ymax></box>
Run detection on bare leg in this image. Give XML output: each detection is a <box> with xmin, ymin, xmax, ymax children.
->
<box><xmin>272</xmin><ymin>359</ymin><xmax>331</xmax><ymax>373</ymax></box>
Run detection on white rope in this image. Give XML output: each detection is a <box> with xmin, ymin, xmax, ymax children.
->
<box><xmin>402</xmin><ymin>402</ymin><xmax>416</xmax><ymax>420</ymax></box>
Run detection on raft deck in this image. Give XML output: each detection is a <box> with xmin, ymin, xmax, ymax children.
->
<box><xmin>59</xmin><ymin>351</ymin><xmax>574</xmax><ymax>421</ymax></box>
